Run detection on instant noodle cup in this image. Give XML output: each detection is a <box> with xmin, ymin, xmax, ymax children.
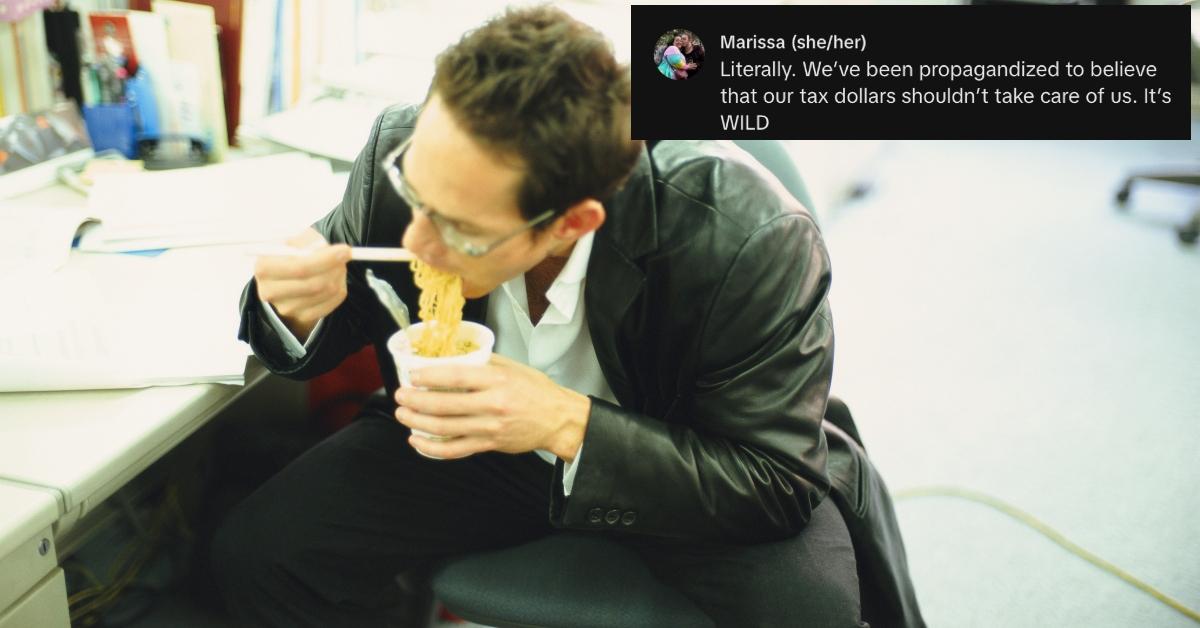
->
<box><xmin>387</xmin><ymin>321</ymin><xmax>496</xmax><ymax>459</ymax></box>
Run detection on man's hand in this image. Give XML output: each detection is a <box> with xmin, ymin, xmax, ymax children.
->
<box><xmin>254</xmin><ymin>228</ymin><xmax>352</xmax><ymax>342</ymax></box>
<box><xmin>393</xmin><ymin>354</ymin><xmax>591</xmax><ymax>461</ymax></box>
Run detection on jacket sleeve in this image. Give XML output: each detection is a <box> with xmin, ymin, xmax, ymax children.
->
<box><xmin>551</xmin><ymin>214</ymin><xmax>834</xmax><ymax>542</ymax></box>
<box><xmin>236</xmin><ymin>112</ymin><xmax>389</xmax><ymax>380</ymax></box>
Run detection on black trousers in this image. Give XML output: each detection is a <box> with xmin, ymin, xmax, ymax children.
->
<box><xmin>211</xmin><ymin>410</ymin><xmax>866</xmax><ymax>628</ymax></box>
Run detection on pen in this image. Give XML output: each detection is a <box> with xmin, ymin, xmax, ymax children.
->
<box><xmin>248</xmin><ymin>246</ymin><xmax>415</xmax><ymax>262</ymax></box>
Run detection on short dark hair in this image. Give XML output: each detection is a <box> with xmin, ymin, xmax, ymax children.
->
<box><xmin>430</xmin><ymin>5</ymin><xmax>642</xmax><ymax>225</ymax></box>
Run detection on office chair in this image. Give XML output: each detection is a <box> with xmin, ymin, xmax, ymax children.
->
<box><xmin>732</xmin><ymin>139</ymin><xmax>818</xmax><ymax>221</ymax></box>
<box><xmin>1111</xmin><ymin>31</ymin><xmax>1200</xmax><ymax>246</ymax></box>
<box><xmin>1115</xmin><ymin>173</ymin><xmax>1200</xmax><ymax>245</ymax></box>
<box><xmin>429</xmin><ymin>397</ymin><xmax>907</xmax><ymax>628</ymax></box>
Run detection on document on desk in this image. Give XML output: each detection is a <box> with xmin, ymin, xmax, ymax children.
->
<box><xmin>77</xmin><ymin>152</ymin><xmax>342</xmax><ymax>253</ymax></box>
<box><xmin>0</xmin><ymin>206</ymin><xmax>97</xmax><ymax>277</ymax></box>
<box><xmin>0</xmin><ymin>249</ymin><xmax>251</xmax><ymax>392</ymax></box>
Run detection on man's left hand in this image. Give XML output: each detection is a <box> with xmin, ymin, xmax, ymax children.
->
<box><xmin>394</xmin><ymin>354</ymin><xmax>591</xmax><ymax>461</ymax></box>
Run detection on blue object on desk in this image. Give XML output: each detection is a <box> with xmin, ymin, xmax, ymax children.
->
<box><xmin>82</xmin><ymin>104</ymin><xmax>136</xmax><ymax>159</ymax></box>
<box><xmin>125</xmin><ymin>70</ymin><xmax>161</xmax><ymax>142</ymax></box>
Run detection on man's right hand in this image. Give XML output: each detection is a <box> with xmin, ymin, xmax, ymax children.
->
<box><xmin>254</xmin><ymin>228</ymin><xmax>353</xmax><ymax>342</ymax></box>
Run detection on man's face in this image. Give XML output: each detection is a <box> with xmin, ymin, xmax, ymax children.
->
<box><xmin>399</xmin><ymin>94</ymin><xmax>565</xmax><ymax>299</ymax></box>
<box><xmin>678</xmin><ymin>34</ymin><xmax>691</xmax><ymax>51</ymax></box>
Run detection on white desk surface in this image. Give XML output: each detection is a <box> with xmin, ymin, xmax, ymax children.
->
<box><xmin>0</xmin><ymin>482</ymin><xmax>58</xmax><ymax>562</ymax></box>
<box><xmin>0</xmin><ymin>183</ymin><xmax>277</xmax><ymax>525</ymax></box>
<box><xmin>0</xmin><ymin>370</ymin><xmax>264</xmax><ymax>523</ymax></box>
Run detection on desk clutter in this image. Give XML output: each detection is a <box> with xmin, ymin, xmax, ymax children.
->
<box><xmin>3</xmin><ymin>1</ymin><xmax>228</xmax><ymax>169</ymax></box>
<box><xmin>0</xmin><ymin>150</ymin><xmax>345</xmax><ymax>392</ymax></box>
<box><xmin>0</xmin><ymin>0</ymin><xmax>359</xmax><ymax>393</ymax></box>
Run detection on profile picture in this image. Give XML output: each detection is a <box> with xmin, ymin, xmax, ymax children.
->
<box><xmin>653</xmin><ymin>29</ymin><xmax>704</xmax><ymax>80</ymax></box>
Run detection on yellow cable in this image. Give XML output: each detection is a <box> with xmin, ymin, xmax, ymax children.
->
<box><xmin>894</xmin><ymin>485</ymin><xmax>1200</xmax><ymax>623</ymax></box>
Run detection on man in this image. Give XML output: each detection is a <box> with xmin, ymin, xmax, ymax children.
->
<box><xmin>679</xmin><ymin>30</ymin><xmax>704</xmax><ymax>76</ymax></box>
<box><xmin>213</xmin><ymin>6</ymin><xmax>921</xmax><ymax>627</ymax></box>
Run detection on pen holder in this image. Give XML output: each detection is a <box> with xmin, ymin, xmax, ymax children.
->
<box><xmin>82</xmin><ymin>104</ymin><xmax>137</xmax><ymax>159</ymax></box>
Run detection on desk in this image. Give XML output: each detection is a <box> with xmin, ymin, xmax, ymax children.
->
<box><xmin>0</xmin><ymin>367</ymin><xmax>276</xmax><ymax>627</ymax></box>
<box><xmin>0</xmin><ymin>181</ymin><xmax>294</xmax><ymax>625</ymax></box>
<box><xmin>0</xmin><ymin>366</ymin><xmax>268</xmax><ymax>532</ymax></box>
<box><xmin>0</xmin><ymin>481</ymin><xmax>68</xmax><ymax>628</ymax></box>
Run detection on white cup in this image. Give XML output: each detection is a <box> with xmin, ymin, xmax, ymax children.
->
<box><xmin>387</xmin><ymin>321</ymin><xmax>495</xmax><ymax>459</ymax></box>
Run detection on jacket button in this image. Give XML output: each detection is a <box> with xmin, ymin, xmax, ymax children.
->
<box><xmin>588</xmin><ymin>508</ymin><xmax>603</xmax><ymax>524</ymax></box>
<box><xmin>604</xmin><ymin>509</ymin><xmax>621</xmax><ymax>525</ymax></box>
<box><xmin>621</xmin><ymin>511</ymin><xmax>636</xmax><ymax>526</ymax></box>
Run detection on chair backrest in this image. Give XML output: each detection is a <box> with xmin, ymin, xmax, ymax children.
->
<box><xmin>732</xmin><ymin>139</ymin><xmax>818</xmax><ymax>221</ymax></box>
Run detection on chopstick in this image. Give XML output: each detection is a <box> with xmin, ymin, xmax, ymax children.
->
<box><xmin>249</xmin><ymin>246</ymin><xmax>415</xmax><ymax>262</ymax></box>
<box><xmin>347</xmin><ymin>247</ymin><xmax>416</xmax><ymax>262</ymax></box>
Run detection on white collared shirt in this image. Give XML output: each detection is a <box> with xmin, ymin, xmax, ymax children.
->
<box><xmin>263</xmin><ymin>230</ymin><xmax>617</xmax><ymax>496</ymax></box>
<box><xmin>486</xmin><ymin>231</ymin><xmax>618</xmax><ymax>495</ymax></box>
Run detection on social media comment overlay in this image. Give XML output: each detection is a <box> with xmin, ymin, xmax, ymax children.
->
<box><xmin>632</xmin><ymin>5</ymin><xmax>1189</xmax><ymax>140</ymax></box>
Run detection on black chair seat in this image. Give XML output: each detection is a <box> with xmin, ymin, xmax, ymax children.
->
<box><xmin>431</xmin><ymin>533</ymin><xmax>714</xmax><ymax>628</ymax></box>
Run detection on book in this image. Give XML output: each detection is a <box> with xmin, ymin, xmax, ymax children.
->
<box><xmin>0</xmin><ymin>15</ymin><xmax>55</xmax><ymax>115</ymax></box>
<box><xmin>152</xmin><ymin>0</ymin><xmax>228</xmax><ymax>161</ymax></box>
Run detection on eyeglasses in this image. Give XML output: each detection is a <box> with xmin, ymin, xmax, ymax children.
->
<box><xmin>384</xmin><ymin>137</ymin><xmax>556</xmax><ymax>257</ymax></box>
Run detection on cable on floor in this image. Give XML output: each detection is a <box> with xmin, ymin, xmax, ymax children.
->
<box><xmin>894</xmin><ymin>485</ymin><xmax>1200</xmax><ymax>624</ymax></box>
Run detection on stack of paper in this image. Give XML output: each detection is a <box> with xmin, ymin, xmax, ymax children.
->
<box><xmin>0</xmin><ymin>246</ymin><xmax>253</xmax><ymax>392</ymax></box>
<box><xmin>79</xmin><ymin>152</ymin><xmax>341</xmax><ymax>252</ymax></box>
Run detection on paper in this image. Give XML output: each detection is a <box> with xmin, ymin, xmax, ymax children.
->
<box><xmin>0</xmin><ymin>206</ymin><xmax>96</xmax><ymax>277</ymax></box>
<box><xmin>80</xmin><ymin>152</ymin><xmax>341</xmax><ymax>252</ymax></box>
<box><xmin>0</xmin><ymin>247</ymin><xmax>251</xmax><ymax>392</ymax></box>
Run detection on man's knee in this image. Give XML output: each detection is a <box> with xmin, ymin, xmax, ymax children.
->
<box><xmin>682</xmin><ymin>502</ymin><xmax>866</xmax><ymax>627</ymax></box>
<box><xmin>210</xmin><ymin>500</ymin><xmax>265</xmax><ymax>601</ymax></box>
<box><xmin>210</xmin><ymin>489</ymin><xmax>299</xmax><ymax>612</ymax></box>
<box><xmin>723</xmin><ymin>546</ymin><xmax>864</xmax><ymax>627</ymax></box>
<box><xmin>743</xmin><ymin>504</ymin><xmax>865</xmax><ymax>627</ymax></box>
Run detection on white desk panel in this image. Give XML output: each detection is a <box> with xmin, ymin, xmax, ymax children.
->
<box><xmin>0</xmin><ymin>366</ymin><xmax>265</xmax><ymax>527</ymax></box>
<box><xmin>0</xmin><ymin>482</ymin><xmax>57</xmax><ymax>571</ymax></box>
<box><xmin>0</xmin><ymin>481</ymin><xmax>60</xmax><ymax>618</ymax></box>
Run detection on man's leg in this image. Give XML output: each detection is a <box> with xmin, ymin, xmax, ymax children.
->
<box><xmin>210</xmin><ymin>408</ymin><xmax>554</xmax><ymax>628</ymax></box>
<box><xmin>626</xmin><ymin>499</ymin><xmax>867</xmax><ymax>627</ymax></box>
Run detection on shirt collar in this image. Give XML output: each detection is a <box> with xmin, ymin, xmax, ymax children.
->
<box><xmin>544</xmin><ymin>231</ymin><xmax>594</xmax><ymax>321</ymax></box>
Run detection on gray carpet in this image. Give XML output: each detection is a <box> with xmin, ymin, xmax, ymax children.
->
<box><xmin>818</xmin><ymin>131</ymin><xmax>1200</xmax><ymax>627</ymax></box>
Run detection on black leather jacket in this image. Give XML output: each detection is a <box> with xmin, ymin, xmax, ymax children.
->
<box><xmin>239</xmin><ymin>103</ymin><xmax>923</xmax><ymax>626</ymax></box>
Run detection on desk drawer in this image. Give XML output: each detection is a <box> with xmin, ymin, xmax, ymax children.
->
<box><xmin>0</xmin><ymin>525</ymin><xmax>57</xmax><ymax>616</ymax></box>
<box><xmin>0</xmin><ymin>568</ymin><xmax>69</xmax><ymax>628</ymax></box>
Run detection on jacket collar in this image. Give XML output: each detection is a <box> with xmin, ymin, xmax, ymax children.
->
<box><xmin>595</xmin><ymin>145</ymin><xmax>658</xmax><ymax>261</ymax></box>
<box><xmin>581</xmin><ymin>145</ymin><xmax>658</xmax><ymax>407</ymax></box>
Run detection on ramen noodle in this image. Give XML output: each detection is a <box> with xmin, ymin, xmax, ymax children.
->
<box><xmin>409</xmin><ymin>259</ymin><xmax>476</xmax><ymax>357</ymax></box>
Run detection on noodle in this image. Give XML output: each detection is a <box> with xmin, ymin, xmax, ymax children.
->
<box><xmin>409</xmin><ymin>259</ymin><xmax>475</xmax><ymax>357</ymax></box>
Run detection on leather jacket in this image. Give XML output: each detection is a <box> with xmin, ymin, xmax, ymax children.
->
<box><xmin>239</xmin><ymin>103</ymin><xmax>923</xmax><ymax>627</ymax></box>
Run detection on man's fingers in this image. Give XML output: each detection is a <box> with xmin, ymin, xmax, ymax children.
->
<box><xmin>395</xmin><ymin>388</ymin><xmax>485</xmax><ymax>417</ymax></box>
<box><xmin>258</xmin><ymin>275</ymin><xmax>346</xmax><ymax>304</ymax></box>
<box><xmin>254</xmin><ymin>244</ymin><xmax>351</xmax><ymax>280</ymax></box>
<box><xmin>395</xmin><ymin>406</ymin><xmax>497</xmax><ymax>440</ymax></box>
<box><xmin>409</xmin><ymin>364</ymin><xmax>502</xmax><ymax>389</ymax></box>
<box><xmin>408</xmin><ymin>434</ymin><xmax>493</xmax><ymax>460</ymax></box>
<box><xmin>487</xmin><ymin>353</ymin><xmax>520</xmax><ymax>368</ymax></box>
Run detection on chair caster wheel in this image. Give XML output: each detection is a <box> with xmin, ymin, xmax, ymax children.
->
<box><xmin>1114</xmin><ymin>181</ymin><xmax>1131</xmax><ymax>207</ymax></box>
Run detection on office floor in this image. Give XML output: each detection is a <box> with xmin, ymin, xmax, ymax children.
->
<box><xmin>121</xmin><ymin>132</ymin><xmax>1199</xmax><ymax>627</ymax></box>
<box><xmin>819</xmin><ymin>130</ymin><xmax>1200</xmax><ymax>626</ymax></box>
